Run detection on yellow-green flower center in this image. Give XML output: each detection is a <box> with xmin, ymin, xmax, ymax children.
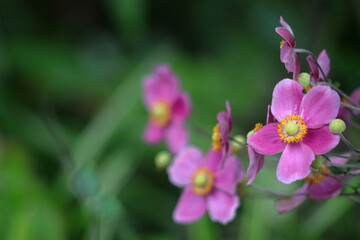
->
<box><xmin>285</xmin><ymin>122</ymin><xmax>299</xmax><ymax>136</ymax></box>
<box><xmin>150</xmin><ymin>100</ymin><xmax>171</xmax><ymax>127</ymax></box>
<box><xmin>192</xmin><ymin>168</ymin><xmax>214</xmax><ymax>195</ymax></box>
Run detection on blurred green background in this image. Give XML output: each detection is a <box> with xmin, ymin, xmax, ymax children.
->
<box><xmin>1</xmin><ymin>0</ymin><xmax>360</xmax><ymax>239</ymax></box>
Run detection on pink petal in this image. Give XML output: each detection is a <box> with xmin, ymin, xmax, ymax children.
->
<box><xmin>318</xmin><ymin>50</ymin><xmax>330</xmax><ymax>77</ymax></box>
<box><xmin>246</xmin><ymin>147</ymin><xmax>264</xmax><ymax>185</ymax></box>
<box><xmin>172</xmin><ymin>92</ymin><xmax>192</xmax><ymax>124</ymax></box>
<box><xmin>142</xmin><ymin>65</ymin><xmax>180</xmax><ymax>107</ymax></box>
<box><xmin>306</xmin><ymin>55</ymin><xmax>319</xmax><ymax>84</ymax></box>
<box><xmin>202</xmin><ymin>149</ymin><xmax>222</xmax><ymax>172</ymax></box>
<box><xmin>168</xmin><ymin>147</ymin><xmax>202</xmax><ymax>187</ymax></box>
<box><xmin>247</xmin><ymin>123</ymin><xmax>286</xmax><ymax>155</ymax></box>
<box><xmin>300</xmin><ymin>85</ymin><xmax>340</xmax><ymax>128</ymax></box>
<box><xmin>266</xmin><ymin>105</ymin><xmax>276</xmax><ymax>124</ymax></box>
<box><xmin>207</xmin><ymin>190</ymin><xmax>239</xmax><ymax>224</ymax></box>
<box><xmin>308</xmin><ymin>176</ymin><xmax>343</xmax><ymax>200</ymax></box>
<box><xmin>302</xmin><ymin>127</ymin><xmax>340</xmax><ymax>155</ymax></box>
<box><xmin>165</xmin><ymin>123</ymin><xmax>188</xmax><ymax>154</ymax></box>
<box><xmin>275</xmin><ymin>183</ymin><xmax>308</xmax><ymax>213</ymax></box>
<box><xmin>329</xmin><ymin>153</ymin><xmax>350</xmax><ymax>165</ymax></box>
<box><xmin>271</xmin><ymin>79</ymin><xmax>304</xmax><ymax>121</ymax></box>
<box><xmin>143</xmin><ymin>121</ymin><xmax>164</xmax><ymax>143</ymax></box>
<box><xmin>292</xmin><ymin>53</ymin><xmax>300</xmax><ymax>80</ymax></box>
<box><xmin>215</xmin><ymin>155</ymin><xmax>244</xmax><ymax>194</ymax></box>
<box><xmin>277</xmin><ymin>142</ymin><xmax>315</xmax><ymax>184</ymax></box>
<box><xmin>276</xmin><ymin>16</ymin><xmax>295</xmax><ymax>45</ymax></box>
<box><xmin>173</xmin><ymin>187</ymin><xmax>206</xmax><ymax>223</ymax></box>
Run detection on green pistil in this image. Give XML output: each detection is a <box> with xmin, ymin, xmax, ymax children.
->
<box><xmin>285</xmin><ymin>122</ymin><xmax>299</xmax><ymax>136</ymax></box>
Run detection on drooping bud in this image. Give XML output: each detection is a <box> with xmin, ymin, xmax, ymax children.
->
<box><xmin>329</xmin><ymin>119</ymin><xmax>346</xmax><ymax>134</ymax></box>
<box><xmin>231</xmin><ymin>135</ymin><xmax>246</xmax><ymax>154</ymax></box>
<box><xmin>297</xmin><ymin>72</ymin><xmax>310</xmax><ymax>88</ymax></box>
<box><xmin>155</xmin><ymin>151</ymin><xmax>171</xmax><ymax>170</ymax></box>
<box><xmin>310</xmin><ymin>155</ymin><xmax>324</xmax><ymax>172</ymax></box>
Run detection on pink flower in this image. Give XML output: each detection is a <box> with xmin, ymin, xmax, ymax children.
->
<box><xmin>142</xmin><ymin>65</ymin><xmax>191</xmax><ymax>153</ymax></box>
<box><xmin>168</xmin><ymin>147</ymin><xmax>244</xmax><ymax>224</ymax></box>
<box><xmin>247</xmin><ymin>79</ymin><xmax>340</xmax><ymax>184</ymax></box>
<box><xmin>212</xmin><ymin>101</ymin><xmax>232</xmax><ymax>154</ymax></box>
<box><xmin>276</xmin><ymin>162</ymin><xmax>344</xmax><ymax>213</ymax></box>
<box><xmin>275</xmin><ymin>16</ymin><xmax>300</xmax><ymax>79</ymax></box>
<box><xmin>306</xmin><ymin>50</ymin><xmax>330</xmax><ymax>84</ymax></box>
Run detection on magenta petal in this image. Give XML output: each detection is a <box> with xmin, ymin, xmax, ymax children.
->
<box><xmin>247</xmin><ymin>123</ymin><xmax>286</xmax><ymax>155</ymax></box>
<box><xmin>277</xmin><ymin>142</ymin><xmax>315</xmax><ymax>184</ymax></box>
<box><xmin>215</xmin><ymin>155</ymin><xmax>243</xmax><ymax>194</ymax></box>
<box><xmin>275</xmin><ymin>183</ymin><xmax>308</xmax><ymax>213</ymax></box>
<box><xmin>300</xmin><ymin>85</ymin><xmax>340</xmax><ymax>128</ymax></box>
<box><xmin>318</xmin><ymin>50</ymin><xmax>330</xmax><ymax>77</ymax></box>
<box><xmin>166</xmin><ymin>123</ymin><xmax>188</xmax><ymax>154</ymax></box>
<box><xmin>172</xmin><ymin>92</ymin><xmax>192</xmax><ymax>123</ymax></box>
<box><xmin>168</xmin><ymin>147</ymin><xmax>202</xmax><ymax>187</ymax></box>
<box><xmin>207</xmin><ymin>190</ymin><xmax>239</xmax><ymax>224</ymax></box>
<box><xmin>143</xmin><ymin>121</ymin><xmax>164</xmax><ymax>143</ymax></box>
<box><xmin>246</xmin><ymin>147</ymin><xmax>264</xmax><ymax>185</ymax></box>
<box><xmin>203</xmin><ymin>149</ymin><xmax>222</xmax><ymax>172</ymax></box>
<box><xmin>173</xmin><ymin>187</ymin><xmax>206</xmax><ymax>223</ymax></box>
<box><xmin>271</xmin><ymin>79</ymin><xmax>304</xmax><ymax>121</ymax></box>
<box><xmin>302</xmin><ymin>127</ymin><xmax>340</xmax><ymax>155</ymax></box>
<box><xmin>308</xmin><ymin>176</ymin><xmax>343</xmax><ymax>200</ymax></box>
<box><xmin>276</xmin><ymin>27</ymin><xmax>295</xmax><ymax>46</ymax></box>
<box><xmin>329</xmin><ymin>153</ymin><xmax>350</xmax><ymax>165</ymax></box>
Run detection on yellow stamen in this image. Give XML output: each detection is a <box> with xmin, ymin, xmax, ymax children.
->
<box><xmin>280</xmin><ymin>40</ymin><xmax>285</xmax><ymax>49</ymax></box>
<box><xmin>278</xmin><ymin>115</ymin><xmax>308</xmax><ymax>143</ymax></box>
<box><xmin>191</xmin><ymin>168</ymin><xmax>214</xmax><ymax>195</ymax></box>
<box><xmin>252</xmin><ymin>123</ymin><xmax>263</xmax><ymax>132</ymax></box>
<box><xmin>305</xmin><ymin>165</ymin><xmax>330</xmax><ymax>184</ymax></box>
<box><xmin>305</xmin><ymin>85</ymin><xmax>312</xmax><ymax>93</ymax></box>
<box><xmin>212</xmin><ymin>124</ymin><xmax>222</xmax><ymax>151</ymax></box>
<box><xmin>342</xmin><ymin>97</ymin><xmax>349</xmax><ymax>104</ymax></box>
<box><xmin>150</xmin><ymin>100</ymin><xmax>171</xmax><ymax>127</ymax></box>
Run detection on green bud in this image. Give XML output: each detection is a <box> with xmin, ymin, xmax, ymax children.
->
<box><xmin>310</xmin><ymin>155</ymin><xmax>324</xmax><ymax>172</ymax></box>
<box><xmin>298</xmin><ymin>72</ymin><xmax>310</xmax><ymax>88</ymax></box>
<box><xmin>231</xmin><ymin>135</ymin><xmax>246</xmax><ymax>153</ymax></box>
<box><xmin>247</xmin><ymin>130</ymin><xmax>255</xmax><ymax>138</ymax></box>
<box><xmin>329</xmin><ymin>119</ymin><xmax>346</xmax><ymax>134</ymax></box>
<box><xmin>155</xmin><ymin>151</ymin><xmax>171</xmax><ymax>170</ymax></box>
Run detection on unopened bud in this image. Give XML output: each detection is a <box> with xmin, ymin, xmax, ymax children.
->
<box><xmin>310</xmin><ymin>155</ymin><xmax>324</xmax><ymax>172</ymax></box>
<box><xmin>247</xmin><ymin>130</ymin><xmax>255</xmax><ymax>138</ymax></box>
<box><xmin>155</xmin><ymin>151</ymin><xmax>171</xmax><ymax>170</ymax></box>
<box><xmin>298</xmin><ymin>72</ymin><xmax>310</xmax><ymax>88</ymax></box>
<box><xmin>231</xmin><ymin>135</ymin><xmax>246</xmax><ymax>154</ymax></box>
<box><xmin>329</xmin><ymin>119</ymin><xmax>346</xmax><ymax>134</ymax></box>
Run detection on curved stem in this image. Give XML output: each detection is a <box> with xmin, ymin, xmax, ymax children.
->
<box><xmin>341</xmin><ymin>102</ymin><xmax>360</xmax><ymax>112</ymax></box>
<box><xmin>340</xmin><ymin>134</ymin><xmax>360</xmax><ymax>155</ymax></box>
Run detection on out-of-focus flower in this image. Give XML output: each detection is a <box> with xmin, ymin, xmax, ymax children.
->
<box><xmin>142</xmin><ymin>65</ymin><xmax>191</xmax><ymax>153</ymax></box>
<box><xmin>168</xmin><ymin>147</ymin><xmax>244</xmax><ymax>224</ymax></box>
<box><xmin>306</xmin><ymin>50</ymin><xmax>330</xmax><ymax>84</ymax></box>
<box><xmin>212</xmin><ymin>101</ymin><xmax>232</xmax><ymax>155</ymax></box>
<box><xmin>337</xmin><ymin>87</ymin><xmax>360</xmax><ymax>124</ymax></box>
<box><xmin>248</xmin><ymin>79</ymin><xmax>340</xmax><ymax>184</ymax></box>
<box><xmin>276</xmin><ymin>157</ymin><xmax>345</xmax><ymax>213</ymax></box>
<box><xmin>275</xmin><ymin>16</ymin><xmax>300</xmax><ymax>79</ymax></box>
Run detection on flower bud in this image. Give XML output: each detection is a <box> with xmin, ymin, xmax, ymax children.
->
<box><xmin>297</xmin><ymin>72</ymin><xmax>310</xmax><ymax>88</ymax></box>
<box><xmin>247</xmin><ymin>130</ymin><xmax>254</xmax><ymax>138</ymax></box>
<box><xmin>310</xmin><ymin>155</ymin><xmax>323</xmax><ymax>172</ymax></box>
<box><xmin>329</xmin><ymin>119</ymin><xmax>346</xmax><ymax>134</ymax></box>
<box><xmin>231</xmin><ymin>135</ymin><xmax>246</xmax><ymax>154</ymax></box>
<box><xmin>155</xmin><ymin>151</ymin><xmax>171</xmax><ymax>170</ymax></box>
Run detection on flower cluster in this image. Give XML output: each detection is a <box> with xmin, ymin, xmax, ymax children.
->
<box><xmin>142</xmin><ymin>16</ymin><xmax>360</xmax><ymax>223</ymax></box>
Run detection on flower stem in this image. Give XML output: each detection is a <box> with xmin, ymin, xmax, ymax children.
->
<box><xmin>340</xmin><ymin>134</ymin><xmax>360</xmax><ymax>155</ymax></box>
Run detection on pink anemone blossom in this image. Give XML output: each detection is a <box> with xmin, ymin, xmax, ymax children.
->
<box><xmin>212</xmin><ymin>101</ymin><xmax>232</xmax><ymax>155</ymax></box>
<box><xmin>276</xmin><ymin>159</ymin><xmax>345</xmax><ymax>213</ymax></box>
<box><xmin>142</xmin><ymin>65</ymin><xmax>191</xmax><ymax>153</ymax></box>
<box><xmin>306</xmin><ymin>50</ymin><xmax>330</xmax><ymax>84</ymax></box>
<box><xmin>275</xmin><ymin>16</ymin><xmax>300</xmax><ymax>79</ymax></box>
<box><xmin>247</xmin><ymin>79</ymin><xmax>340</xmax><ymax>184</ymax></box>
<box><xmin>168</xmin><ymin>147</ymin><xmax>244</xmax><ymax>224</ymax></box>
